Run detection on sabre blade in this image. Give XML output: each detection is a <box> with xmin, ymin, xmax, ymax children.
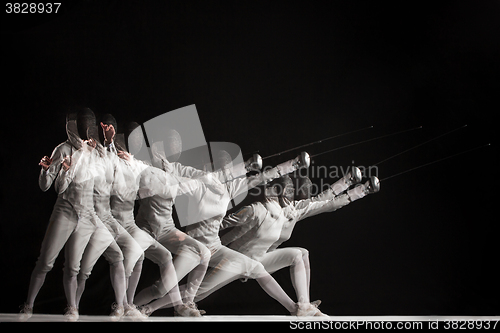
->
<box><xmin>372</xmin><ymin>124</ymin><xmax>468</xmax><ymax>166</ymax></box>
<box><xmin>380</xmin><ymin>143</ymin><xmax>491</xmax><ymax>182</ymax></box>
<box><xmin>311</xmin><ymin>126</ymin><xmax>422</xmax><ymax>158</ymax></box>
<box><xmin>262</xmin><ymin>125</ymin><xmax>374</xmax><ymax>160</ymax></box>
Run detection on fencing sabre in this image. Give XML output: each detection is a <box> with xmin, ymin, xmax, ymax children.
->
<box><xmin>380</xmin><ymin>143</ymin><xmax>491</xmax><ymax>182</ymax></box>
<box><xmin>262</xmin><ymin>125</ymin><xmax>374</xmax><ymax>160</ymax></box>
<box><xmin>310</xmin><ymin>126</ymin><xmax>423</xmax><ymax>158</ymax></box>
<box><xmin>372</xmin><ymin>124</ymin><xmax>468</xmax><ymax>166</ymax></box>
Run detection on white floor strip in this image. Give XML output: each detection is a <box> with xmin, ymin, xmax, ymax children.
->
<box><xmin>1</xmin><ymin>313</ymin><xmax>499</xmax><ymax>322</ymax></box>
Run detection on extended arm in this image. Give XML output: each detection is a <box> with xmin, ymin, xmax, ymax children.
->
<box><xmin>228</xmin><ymin>152</ymin><xmax>310</xmax><ymax>199</ymax></box>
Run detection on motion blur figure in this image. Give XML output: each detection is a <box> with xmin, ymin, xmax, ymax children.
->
<box><xmin>135</xmin><ymin>138</ymin><xmax>264</xmax><ymax>317</ymax></box>
<box><xmin>73</xmin><ymin>117</ymin><xmax>147</xmax><ymax>320</ymax></box>
<box><xmin>19</xmin><ymin>108</ymin><xmax>110</xmax><ymax>321</ymax></box>
<box><xmin>219</xmin><ymin>169</ymin><xmax>380</xmax><ymax>316</ymax></box>
<box><xmin>53</xmin><ymin>111</ymin><xmax>119</xmax><ymax>321</ymax></box>
<box><xmin>20</xmin><ymin>108</ymin><xmax>117</xmax><ymax>320</ymax></box>
<box><xmin>141</xmin><ymin>150</ymin><xmax>318</xmax><ymax>315</ymax></box>
<box><xmin>21</xmin><ymin>114</ymin><xmax>79</xmax><ymax>321</ymax></box>
<box><xmin>109</xmin><ymin>123</ymin><xmax>216</xmax><ymax>317</ymax></box>
<box><xmin>133</xmin><ymin>130</ymin><xmax>212</xmax><ymax>317</ymax></box>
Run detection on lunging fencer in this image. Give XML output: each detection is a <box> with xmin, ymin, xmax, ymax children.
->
<box><xmin>138</xmin><ymin>149</ymin><xmax>326</xmax><ymax>316</ymax></box>
<box><xmin>219</xmin><ymin>170</ymin><xmax>379</xmax><ymax>316</ymax></box>
<box><xmin>148</xmin><ymin>167</ymin><xmax>379</xmax><ymax>317</ymax></box>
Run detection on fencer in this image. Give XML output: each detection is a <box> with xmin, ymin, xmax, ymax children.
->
<box><xmin>187</xmin><ymin>175</ymin><xmax>338</xmax><ymax>316</ymax></box>
<box><xmin>73</xmin><ymin>117</ymin><xmax>145</xmax><ymax>320</ymax></box>
<box><xmin>109</xmin><ymin>124</ymin><xmax>220</xmax><ymax>317</ymax></box>
<box><xmin>218</xmin><ymin>169</ymin><xmax>379</xmax><ymax>316</ymax></box>
<box><xmin>21</xmin><ymin>114</ymin><xmax>79</xmax><ymax>321</ymax></box>
<box><xmin>134</xmin><ymin>133</ymin><xmax>263</xmax><ymax>316</ymax></box>
<box><xmin>52</xmin><ymin>113</ymin><xmax>123</xmax><ymax>321</ymax></box>
<box><xmin>138</xmin><ymin>150</ymin><xmax>322</xmax><ymax>316</ymax></box>
<box><xmin>19</xmin><ymin>109</ymin><xmax>110</xmax><ymax>321</ymax></box>
<box><xmin>132</xmin><ymin>130</ymin><xmax>213</xmax><ymax>316</ymax></box>
<box><xmin>218</xmin><ymin>175</ymin><xmax>331</xmax><ymax>316</ymax></box>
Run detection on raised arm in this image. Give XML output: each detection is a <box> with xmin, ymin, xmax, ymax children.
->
<box><xmin>38</xmin><ymin>143</ymin><xmax>70</xmax><ymax>192</ymax></box>
<box><xmin>54</xmin><ymin>147</ymin><xmax>91</xmax><ymax>194</ymax></box>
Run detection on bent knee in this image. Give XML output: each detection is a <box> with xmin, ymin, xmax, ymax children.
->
<box><xmin>252</xmin><ymin>262</ymin><xmax>268</xmax><ymax>277</ymax></box>
<box><xmin>291</xmin><ymin>249</ymin><xmax>307</xmax><ymax>266</ymax></box>
<box><xmin>33</xmin><ymin>261</ymin><xmax>54</xmax><ymax>275</ymax></box>
<box><xmin>298</xmin><ymin>248</ymin><xmax>309</xmax><ymax>259</ymax></box>
<box><xmin>63</xmin><ymin>265</ymin><xmax>80</xmax><ymax>278</ymax></box>
<box><xmin>77</xmin><ymin>271</ymin><xmax>91</xmax><ymax>281</ymax></box>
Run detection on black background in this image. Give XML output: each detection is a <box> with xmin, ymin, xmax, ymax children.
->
<box><xmin>1</xmin><ymin>0</ymin><xmax>498</xmax><ymax>316</ymax></box>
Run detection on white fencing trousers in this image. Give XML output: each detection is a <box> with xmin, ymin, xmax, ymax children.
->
<box><xmin>31</xmin><ymin>198</ymin><xmax>78</xmax><ymax>276</ymax></box>
<box><xmin>124</xmin><ymin>224</ymin><xmax>179</xmax><ymax>299</ymax></box>
<box><xmin>259</xmin><ymin>247</ymin><xmax>310</xmax><ymax>303</ymax></box>
<box><xmin>113</xmin><ymin>209</ymin><xmax>173</xmax><ymax>268</ymax></box>
<box><xmin>148</xmin><ymin>227</ymin><xmax>211</xmax><ymax>294</ymax></box>
<box><xmin>152</xmin><ymin>244</ymin><xmax>270</xmax><ymax>310</ymax></box>
<box><xmin>63</xmin><ymin>216</ymin><xmax>114</xmax><ymax>279</ymax></box>
<box><xmin>148</xmin><ymin>227</ymin><xmax>212</xmax><ymax>273</ymax></box>
<box><xmin>193</xmin><ymin>245</ymin><xmax>269</xmax><ymax>302</ymax></box>
<box><xmin>100</xmin><ymin>217</ymin><xmax>144</xmax><ymax>278</ymax></box>
<box><xmin>191</xmin><ymin>246</ymin><xmax>309</xmax><ymax>303</ymax></box>
<box><xmin>259</xmin><ymin>247</ymin><xmax>309</xmax><ymax>274</ymax></box>
<box><xmin>77</xmin><ymin>224</ymin><xmax>122</xmax><ymax>281</ymax></box>
<box><xmin>111</xmin><ymin>201</ymin><xmax>179</xmax><ymax>300</ymax></box>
